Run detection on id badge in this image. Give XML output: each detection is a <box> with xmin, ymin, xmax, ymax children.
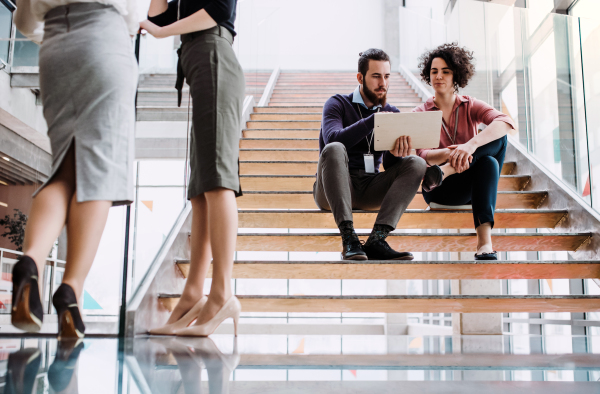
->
<box><xmin>364</xmin><ymin>154</ymin><xmax>375</xmax><ymax>173</ymax></box>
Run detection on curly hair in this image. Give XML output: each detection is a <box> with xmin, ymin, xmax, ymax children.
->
<box><xmin>418</xmin><ymin>43</ymin><xmax>475</xmax><ymax>92</ymax></box>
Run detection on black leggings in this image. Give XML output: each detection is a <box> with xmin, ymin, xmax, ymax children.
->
<box><xmin>422</xmin><ymin>136</ymin><xmax>507</xmax><ymax>229</ymax></box>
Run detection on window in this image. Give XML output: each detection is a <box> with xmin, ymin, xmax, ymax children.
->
<box><xmin>0</xmin><ymin>0</ymin><xmax>14</xmax><ymax>65</ymax></box>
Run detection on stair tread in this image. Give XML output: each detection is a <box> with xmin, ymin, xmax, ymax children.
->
<box><xmin>156</xmin><ymin>294</ymin><xmax>600</xmax><ymax>313</ymax></box>
<box><xmin>233</xmin><ymin>233</ymin><xmax>589</xmax><ymax>252</ymax></box>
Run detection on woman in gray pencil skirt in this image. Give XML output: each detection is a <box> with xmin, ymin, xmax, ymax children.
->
<box><xmin>141</xmin><ymin>0</ymin><xmax>245</xmax><ymax>336</ymax></box>
<box><xmin>12</xmin><ymin>0</ymin><xmax>138</xmax><ymax>339</ymax></box>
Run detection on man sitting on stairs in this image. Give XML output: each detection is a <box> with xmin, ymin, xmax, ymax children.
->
<box><xmin>314</xmin><ymin>49</ymin><xmax>427</xmax><ymax>261</ymax></box>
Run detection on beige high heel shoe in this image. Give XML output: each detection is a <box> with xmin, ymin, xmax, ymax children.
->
<box><xmin>175</xmin><ymin>296</ymin><xmax>241</xmax><ymax>337</ymax></box>
<box><xmin>149</xmin><ymin>296</ymin><xmax>208</xmax><ymax>336</ymax></box>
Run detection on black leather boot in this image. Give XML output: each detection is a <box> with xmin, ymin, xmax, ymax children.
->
<box><xmin>422</xmin><ymin>165</ymin><xmax>444</xmax><ymax>192</ymax></box>
<box><xmin>363</xmin><ymin>224</ymin><xmax>414</xmax><ymax>260</ymax></box>
<box><xmin>53</xmin><ymin>284</ymin><xmax>85</xmax><ymax>340</ymax></box>
<box><xmin>339</xmin><ymin>221</ymin><xmax>367</xmax><ymax>260</ymax></box>
<box><xmin>11</xmin><ymin>255</ymin><xmax>43</xmax><ymax>332</ymax></box>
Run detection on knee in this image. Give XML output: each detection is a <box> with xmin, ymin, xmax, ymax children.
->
<box><xmin>401</xmin><ymin>155</ymin><xmax>427</xmax><ymax>178</ymax></box>
<box><xmin>475</xmin><ymin>155</ymin><xmax>499</xmax><ymax>174</ymax></box>
<box><xmin>322</xmin><ymin>142</ymin><xmax>347</xmax><ymax>159</ymax></box>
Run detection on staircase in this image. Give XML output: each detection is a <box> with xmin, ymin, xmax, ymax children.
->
<box><xmin>130</xmin><ymin>71</ymin><xmax>600</xmax><ymax>335</ymax></box>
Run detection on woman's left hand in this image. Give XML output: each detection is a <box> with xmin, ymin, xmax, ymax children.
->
<box><xmin>448</xmin><ymin>142</ymin><xmax>476</xmax><ymax>173</ymax></box>
<box><xmin>140</xmin><ymin>20</ymin><xmax>166</xmax><ymax>38</ymax></box>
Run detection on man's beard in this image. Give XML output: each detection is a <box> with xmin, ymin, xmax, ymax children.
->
<box><xmin>362</xmin><ymin>83</ymin><xmax>387</xmax><ymax>107</ymax></box>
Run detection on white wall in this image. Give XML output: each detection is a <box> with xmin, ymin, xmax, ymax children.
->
<box><xmin>236</xmin><ymin>0</ymin><xmax>385</xmax><ymax>71</ymax></box>
<box><xmin>0</xmin><ymin>71</ymin><xmax>47</xmax><ymax>133</ymax></box>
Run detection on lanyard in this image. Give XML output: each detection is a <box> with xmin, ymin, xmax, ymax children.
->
<box><xmin>356</xmin><ymin>104</ymin><xmax>380</xmax><ymax>154</ymax></box>
<box><xmin>441</xmin><ymin>107</ymin><xmax>460</xmax><ymax>144</ymax></box>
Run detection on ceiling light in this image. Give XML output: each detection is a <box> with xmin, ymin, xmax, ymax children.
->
<box><xmin>0</xmin><ymin>202</ymin><xmax>7</xmax><ymax>207</ymax></box>
<box><xmin>0</xmin><ymin>180</ymin><xmax>6</xmax><ymax>186</ymax></box>
<box><xmin>2</xmin><ymin>157</ymin><xmax>9</xmax><ymax>162</ymax></box>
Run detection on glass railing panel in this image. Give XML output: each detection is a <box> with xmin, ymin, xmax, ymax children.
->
<box><xmin>399</xmin><ymin>6</ymin><xmax>446</xmax><ymax>79</ymax></box>
<box><xmin>11</xmin><ymin>30</ymin><xmax>39</xmax><ymax>68</ymax></box>
<box><xmin>0</xmin><ymin>1</ymin><xmax>12</xmax><ymax>65</ymax></box>
<box><xmin>520</xmin><ymin>11</ymin><xmax>591</xmax><ymax>200</ymax></box>
<box><xmin>579</xmin><ymin>17</ymin><xmax>600</xmax><ymax>208</ymax></box>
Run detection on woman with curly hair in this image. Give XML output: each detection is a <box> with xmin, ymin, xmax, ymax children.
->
<box><xmin>386</xmin><ymin>43</ymin><xmax>515</xmax><ymax>260</ymax></box>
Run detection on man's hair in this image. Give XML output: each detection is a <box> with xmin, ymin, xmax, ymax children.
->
<box><xmin>358</xmin><ymin>49</ymin><xmax>390</xmax><ymax>77</ymax></box>
<box><xmin>418</xmin><ymin>42</ymin><xmax>475</xmax><ymax>92</ymax></box>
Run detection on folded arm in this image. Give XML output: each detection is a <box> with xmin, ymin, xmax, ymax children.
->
<box><xmin>448</xmin><ymin>100</ymin><xmax>515</xmax><ymax>169</ymax></box>
<box><xmin>143</xmin><ymin>0</ymin><xmax>235</xmax><ymax>38</ymax></box>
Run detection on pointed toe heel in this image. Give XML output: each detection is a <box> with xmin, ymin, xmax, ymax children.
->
<box><xmin>176</xmin><ymin>296</ymin><xmax>241</xmax><ymax>337</ymax></box>
<box><xmin>11</xmin><ymin>256</ymin><xmax>43</xmax><ymax>332</ymax></box>
<box><xmin>149</xmin><ymin>296</ymin><xmax>208</xmax><ymax>336</ymax></box>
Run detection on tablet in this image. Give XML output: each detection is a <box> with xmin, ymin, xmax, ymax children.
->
<box><xmin>373</xmin><ymin>111</ymin><xmax>442</xmax><ymax>151</ymax></box>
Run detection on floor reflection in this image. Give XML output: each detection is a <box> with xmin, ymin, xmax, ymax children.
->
<box><xmin>0</xmin><ymin>335</ymin><xmax>599</xmax><ymax>393</ymax></box>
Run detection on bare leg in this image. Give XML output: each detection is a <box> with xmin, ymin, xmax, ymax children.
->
<box><xmin>165</xmin><ymin>194</ymin><xmax>212</xmax><ymax>325</ymax></box>
<box><xmin>23</xmin><ymin>147</ymin><xmax>76</xmax><ymax>291</ymax></box>
<box><xmin>476</xmin><ymin>222</ymin><xmax>493</xmax><ymax>254</ymax></box>
<box><xmin>192</xmin><ymin>188</ymin><xmax>236</xmax><ymax>326</ymax></box>
<box><xmin>61</xmin><ymin>193</ymin><xmax>111</xmax><ymax>300</ymax></box>
<box><xmin>440</xmin><ymin>163</ymin><xmax>457</xmax><ymax>180</ymax></box>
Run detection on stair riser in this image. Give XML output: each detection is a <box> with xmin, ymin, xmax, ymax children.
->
<box><xmin>237</xmin><ymin>193</ymin><xmax>545</xmax><ymax>210</ymax></box>
<box><xmin>246</xmin><ymin>121</ymin><xmax>321</xmax><ymax>129</ymax></box>
<box><xmin>250</xmin><ymin>114</ymin><xmax>323</xmax><ymax>121</ymax></box>
<box><xmin>239</xmin><ymin>162</ymin><xmax>516</xmax><ymax>175</ymax></box>
<box><xmin>240</xmin><ymin>139</ymin><xmax>318</xmax><ymax>149</ymax></box>
<box><xmin>177</xmin><ymin>262</ymin><xmax>599</xmax><ymax>280</ymax></box>
<box><xmin>239</xmin><ymin>175</ymin><xmax>529</xmax><ymax>191</ymax></box>
<box><xmin>238</xmin><ymin>211</ymin><xmax>564</xmax><ymax>229</ymax></box>
<box><xmin>234</xmin><ymin>234</ymin><xmax>587</xmax><ymax>252</ymax></box>
<box><xmin>242</xmin><ymin>130</ymin><xmax>320</xmax><ymax>139</ymax></box>
<box><xmin>240</xmin><ymin>150</ymin><xmax>318</xmax><ymax>161</ymax></box>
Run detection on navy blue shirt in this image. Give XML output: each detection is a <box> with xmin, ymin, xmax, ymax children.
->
<box><xmin>148</xmin><ymin>0</ymin><xmax>237</xmax><ymax>36</ymax></box>
<box><xmin>320</xmin><ymin>91</ymin><xmax>400</xmax><ymax>172</ymax></box>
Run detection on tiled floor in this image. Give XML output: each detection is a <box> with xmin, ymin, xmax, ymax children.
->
<box><xmin>1</xmin><ymin>334</ymin><xmax>599</xmax><ymax>393</ymax></box>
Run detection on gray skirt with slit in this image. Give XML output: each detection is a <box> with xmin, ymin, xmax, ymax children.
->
<box><xmin>35</xmin><ymin>2</ymin><xmax>138</xmax><ymax>205</ymax></box>
<box><xmin>180</xmin><ymin>27</ymin><xmax>245</xmax><ymax>199</ymax></box>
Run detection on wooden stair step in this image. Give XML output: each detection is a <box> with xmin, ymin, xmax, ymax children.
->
<box><xmin>247</xmin><ymin>121</ymin><xmax>322</xmax><ymax>129</ymax></box>
<box><xmin>242</xmin><ymin>130</ymin><xmax>320</xmax><ymax>139</ymax></box>
<box><xmin>158</xmin><ymin>294</ymin><xmax>600</xmax><ymax>313</ymax></box>
<box><xmin>272</xmin><ymin>88</ymin><xmax>416</xmax><ymax>93</ymax></box>
<box><xmin>239</xmin><ymin>174</ymin><xmax>530</xmax><ymax>191</ymax></box>
<box><xmin>240</xmin><ymin>138</ymin><xmax>319</xmax><ymax>149</ymax></box>
<box><xmin>239</xmin><ymin>149</ymin><xmax>318</xmax><ymax>161</ymax></box>
<box><xmin>270</xmin><ymin>94</ymin><xmax>420</xmax><ymax>100</ymax></box>
<box><xmin>250</xmin><ymin>113</ymin><xmax>323</xmax><ymax>121</ymax></box>
<box><xmin>233</xmin><ymin>232</ymin><xmax>589</xmax><ymax>252</ymax></box>
<box><xmin>237</xmin><ymin>209</ymin><xmax>566</xmax><ymax>229</ymax></box>
<box><xmin>237</xmin><ymin>191</ymin><xmax>547</xmax><ymax>210</ymax></box>
<box><xmin>175</xmin><ymin>259</ymin><xmax>599</xmax><ymax>280</ymax></box>
<box><xmin>254</xmin><ymin>106</ymin><xmax>323</xmax><ymax>113</ymax></box>
<box><xmin>239</xmin><ymin>161</ymin><xmax>517</xmax><ymax>175</ymax></box>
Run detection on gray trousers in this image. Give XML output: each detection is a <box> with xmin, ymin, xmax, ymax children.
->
<box><xmin>313</xmin><ymin>142</ymin><xmax>427</xmax><ymax>228</ymax></box>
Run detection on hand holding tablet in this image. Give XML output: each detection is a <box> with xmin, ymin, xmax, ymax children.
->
<box><xmin>373</xmin><ymin>111</ymin><xmax>442</xmax><ymax>151</ymax></box>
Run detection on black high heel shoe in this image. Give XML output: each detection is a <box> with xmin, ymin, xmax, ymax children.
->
<box><xmin>11</xmin><ymin>255</ymin><xmax>43</xmax><ymax>332</ymax></box>
<box><xmin>53</xmin><ymin>284</ymin><xmax>85</xmax><ymax>340</ymax></box>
